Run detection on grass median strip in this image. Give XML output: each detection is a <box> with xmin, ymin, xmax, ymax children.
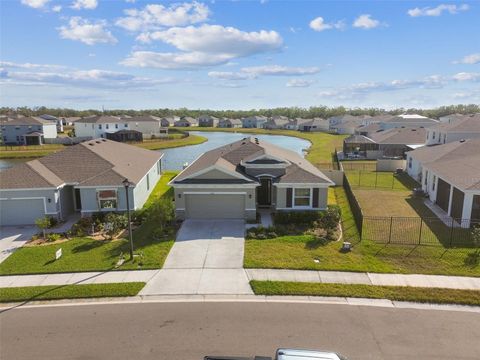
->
<box><xmin>0</xmin><ymin>282</ymin><xmax>145</xmax><ymax>303</ymax></box>
<box><xmin>250</xmin><ymin>280</ymin><xmax>480</xmax><ymax>306</ymax></box>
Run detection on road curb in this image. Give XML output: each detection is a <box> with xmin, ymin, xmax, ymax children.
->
<box><xmin>1</xmin><ymin>294</ymin><xmax>479</xmax><ymax>313</ymax></box>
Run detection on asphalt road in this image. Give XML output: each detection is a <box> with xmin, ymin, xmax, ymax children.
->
<box><xmin>1</xmin><ymin>302</ymin><xmax>479</xmax><ymax>360</ymax></box>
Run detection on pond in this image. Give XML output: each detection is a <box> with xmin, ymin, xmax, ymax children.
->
<box><xmin>0</xmin><ymin>131</ymin><xmax>311</xmax><ymax>171</ymax></box>
<box><xmin>160</xmin><ymin>131</ymin><xmax>311</xmax><ymax>170</ymax></box>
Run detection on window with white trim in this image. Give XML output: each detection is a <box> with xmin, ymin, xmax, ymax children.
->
<box><xmin>97</xmin><ymin>189</ymin><xmax>117</xmax><ymax>209</ymax></box>
<box><xmin>293</xmin><ymin>188</ymin><xmax>311</xmax><ymax>207</ymax></box>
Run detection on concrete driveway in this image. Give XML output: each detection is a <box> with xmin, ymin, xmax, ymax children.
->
<box><xmin>0</xmin><ymin>226</ymin><xmax>37</xmax><ymax>263</ymax></box>
<box><xmin>140</xmin><ymin>219</ymin><xmax>253</xmax><ymax>295</ymax></box>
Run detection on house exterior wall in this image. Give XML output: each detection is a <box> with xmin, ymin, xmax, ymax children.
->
<box><xmin>133</xmin><ymin>160</ymin><xmax>162</xmax><ymax>209</ymax></box>
<box><xmin>1</xmin><ymin>123</ymin><xmax>57</xmax><ymax>144</ymax></box>
<box><xmin>75</xmin><ymin>121</ymin><xmax>129</xmax><ymax>138</ymax></box>
<box><xmin>406</xmin><ymin>153</ymin><xmax>422</xmax><ymax>182</ymax></box>
<box><xmin>241</xmin><ymin>117</ymin><xmax>267</xmax><ymax>128</ymax></box>
<box><xmin>275</xmin><ymin>186</ymin><xmax>328</xmax><ymax>210</ymax></box>
<box><xmin>128</xmin><ymin>121</ymin><xmax>162</xmax><ymax>135</ymax></box>
<box><xmin>194</xmin><ymin>169</ymin><xmax>239</xmax><ymax>180</ymax></box>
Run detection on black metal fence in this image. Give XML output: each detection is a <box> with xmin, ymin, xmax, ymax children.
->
<box><xmin>362</xmin><ymin>216</ymin><xmax>479</xmax><ymax>247</ymax></box>
<box><xmin>343</xmin><ymin>173</ymin><xmax>363</xmax><ymax>236</ymax></box>
<box><xmin>340</xmin><ymin>162</ymin><xmax>377</xmax><ymax>171</ymax></box>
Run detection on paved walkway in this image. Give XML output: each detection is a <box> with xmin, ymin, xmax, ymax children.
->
<box><xmin>0</xmin><ymin>226</ymin><xmax>37</xmax><ymax>263</ymax></box>
<box><xmin>1</xmin><ymin>269</ymin><xmax>479</xmax><ymax>291</ymax></box>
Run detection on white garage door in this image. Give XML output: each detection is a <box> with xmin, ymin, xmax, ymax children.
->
<box><xmin>0</xmin><ymin>198</ymin><xmax>45</xmax><ymax>226</ymax></box>
<box><xmin>185</xmin><ymin>194</ymin><xmax>245</xmax><ymax>219</ymax></box>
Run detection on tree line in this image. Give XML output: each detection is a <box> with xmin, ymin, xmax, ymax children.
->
<box><xmin>1</xmin><ymin>104</ymin><xmax>479</xmax><ymax>120</ymax></box>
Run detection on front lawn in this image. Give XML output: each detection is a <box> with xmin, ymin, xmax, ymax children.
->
<box><xmin>244</xmin><ymin>187</ymin><xmax>480</xmax><ymax>276</ymax></box>
<box><xmin>0</xmin><ymin>282</ymin><xmax>145</xmax><ymax>303</ymax></box>
<box><xmin>250</xmin><ymin>281</ymin><xmax>480</xmax><ymax>306</ymax></box>
<box><xmin>0</xmin><ymin>172</ymin><xmax>178</xmax><ymax>275</ymax></box>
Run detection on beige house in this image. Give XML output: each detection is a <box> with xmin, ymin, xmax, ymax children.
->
<box><xmin>170</xmin><ymin>137</ymin><xmax>334</xmax><ymax>220</ymax></box>
<box><xmin>425</xmin><ymin>114</ymin><xmax>480</xmax><ymax>145</ymax></box>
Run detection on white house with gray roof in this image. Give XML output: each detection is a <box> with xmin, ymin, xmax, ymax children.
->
<box><xmin>425</xmin><ymin>114</ymin><xmax>480</xmax><ymax>145</ymax></box>
<box><xmin>0</xmin><ymin>139</ymin><xmax>163</xmax><ymax>226</ymax></box>
<box><xmin>170</xmin><ymin>137</ymin><xmax>334</xmax><ymax>220</ymax></box>
<box><xmin>0</xmin><ymin>117</ymin><xmax>57</xmax><ymax>145</ymax></box>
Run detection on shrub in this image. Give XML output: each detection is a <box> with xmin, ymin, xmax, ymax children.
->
<box><xmin>35</xmin><ymin>216</ymin><xmax>51</xmax><ymax>239</ymax></box>
<box><xmin>274</xmin><ymin>211</ymin><xmax>321</xmax><ymax>225</ymax></box>
<box><xmin>147</xmin><ymin>198</ymin><xmax>175</xmax><ymax>233</ymax></box>
<box><xmin>45</xmin><ymin>233</ymin><xmax>62</xmax><ymax>242</ymax></box>
<box><xmin>104</xmin><ymin>213</ymin><xmax>128</xmax><ymax>239</ymax></box>
<box><xmin>48</xmin><ymin>216</ymin><xmax>58</xmax><ymax>228</ymax></box>
<box><xmin>246</xmin><ymin>226</ymin><xmax>278</xmax><ymax>240</ymax></box>
<box><xmin>317</xmin><ymin>206</ymin><xmax>341</xmax><ymax>230</ymax></box>
<box><xmin>132</xmin><ymin>209</ymin><xmax>147</xmax><ymax>225</ymax></box>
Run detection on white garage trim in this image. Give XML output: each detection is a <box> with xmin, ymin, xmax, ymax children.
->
<box><xmin>184</xmin><ymin>191</ymin><xmax>247</xmax><ymax>195</ymax></box>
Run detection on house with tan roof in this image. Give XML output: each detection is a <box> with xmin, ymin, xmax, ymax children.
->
<box><xmin>0</xmin><ymin>139</ymin><xmax>163</xmax><ymax>226</ymax></box>
<box><xmin>406</xmin><ymin>139</ymin><xmax>480</xmax><ymax>226</ymax></box>
<box><xmin>170</xmin><ymin>137</ymin><xmax>334</xmax><ymax>220</ymax></box>
<box><xmin>425</xmin><ymin>114</ymin><xmax>480</xmax><ymax>145</ymax></box>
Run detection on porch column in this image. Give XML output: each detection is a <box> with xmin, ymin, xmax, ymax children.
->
<box><xmin>461</xmin><ymin>193</ymin><xmax>474</xmax><ymax>228</ymax></box>
<box><xmin>447</xmin><ymin>185</ymin><xmax>454</xmax><ymax>216</ymax></box>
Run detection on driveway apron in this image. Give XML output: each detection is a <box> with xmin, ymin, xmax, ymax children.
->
<box><xmin>140</xmin><ymin>220</ymin><xmax>253</xmax><ymax>295</ymax></box>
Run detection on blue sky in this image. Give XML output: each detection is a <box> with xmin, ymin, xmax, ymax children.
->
<box><xmin>1</xmin><ymin>0</ymin><xmax>479</xmax><ymax>110</ymax></box>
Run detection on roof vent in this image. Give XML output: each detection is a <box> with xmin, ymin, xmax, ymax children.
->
<box><xmin>88</xmin><ymin>142</ymin><xmax>94</xmax><ymax>146</ymax></box>
<box><xmin>460</xmin><ymin>139</ymin><xmax>466</xmax><ymax>143</ymax></box>
<box><xmin>102</xmin><ymin>139</ymin><xmax>107</xmax><ymax>142</ymax></box>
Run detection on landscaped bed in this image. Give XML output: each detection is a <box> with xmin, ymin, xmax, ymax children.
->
<box><xmin>0</xmin><ymin>172</ymin><xmax>178</xmax><ymax>275</ymax></box>
<box><xmin>250</xmin><ymin>280</ymin><xmax>480</xmax><ymax>306</ymax></box>
<box><xmin>0</xmin><ymin>282</ymin><xmax>145</xmax><ymax>303</ymax></box>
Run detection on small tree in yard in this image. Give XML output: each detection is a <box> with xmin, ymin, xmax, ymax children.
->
<box><xmin>104</xmin><ymin>213</ymin><xmax>128</xmax><ymax>240</ymax></box>
<box><xmin>35</xmin><ymin>216</ymin><xmax>51</xmax><ymax>239</ymax></box>
<box><xmin>148</xmin><ymin>198</ymin><xmax>175</xmax><ymax>235</ymax></box>
<box><xmin>465</xmin><ymin>226</ymin><xmax>480</xmax><ymax>266</ymax></box>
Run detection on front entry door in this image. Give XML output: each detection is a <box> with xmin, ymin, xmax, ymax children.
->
<box><xmin>74</xmin><ymin>188</ymin><xmax>82</xmax><ymax>211</ymax></box>
<box><xmin>257</xmin><ymin>178</ymin><xmax>272</xmax><ymax>207</ymax></box>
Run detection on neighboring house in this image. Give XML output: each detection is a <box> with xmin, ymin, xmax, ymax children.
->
<box><xmin>368</xmin><ymin>127</ymin><xmax>427</xmax><ymax>158</ymax></box>
<box><xmin>379</xmin><ymin>114</ymin><xmax>438</xmax><ymax>130</ymax></box>
<box><xmin>355</xmin><ymin>123</ymin><xmax>382</xmax><ymax>136</ymax></box>
<box><xmin>298</xmin><ymin>118</ymin><xmax>329</xmax><ymax>132</ymax></box>
<box><xmin>330</xmin><ymin>119</ymin><xmax>363</xmax><ymax>135</ymax></box>
<box><xmin>438</xmin><ymin>113</ymin><xmax>467</xmax><ymax>124</ymax></box>
<box><xmin>0</xmin><ymin>139</ymin><xmax>163</xmax><ymax>226</ymax></box>
<box><xmin>198</xmin><ymin>115</ymin><xmax>220</xmax><ymax>127</ymax></box>
<box><xmin>174</xmin><ymin>116</ymin><xmax>198</xmax><ymax>127</ymax></box>
<box><xmin>74</xmin><ymin>115</ymin><xmax>167</xmax><ymax>140</ymax></box>
<box><xmin>218</xmin><ymin>118</ymin><xmax>242</xmax><ymax>128</ymax></box>
<box><xmin>284</xmin><ymin>118</ymin><xmax>310</xmax><ymax>130</ymax></box>
<box><xmin>241</xmin><ymin>115</ymin><xmax>268</xmax><ymax>128</ymax></box>
<box><xmin>425</xmin><ymin>114</ymin><xmax>480</xmax><ymax>145</ymax></box>
<box><xmin>405</xmin><ymin>139</ymin><xmax>480</xmax><ymax>225</ymax></box>
<box><xmin>0</xmin><ymin>117</ymin><xmax>58</xmax><ymax>145</ymax></box>
<box><xmin>61</xmin><ymin>116</ymin><xmax>82</xmax><ymax>126</ymax></box>
<box><xmin>160</xmin><ymin>116</ymin><xmax>177</xmax><ymax>127</ymax></box>
<box><xmin>170</xmin><ymin>137</ymin><xmax>334</xmax><ymax>220</ymax></box>
<box><xmin>39</xmin><ymin>114</ymin><xmax>64</xmax><ymax>132</ymax></box>
<box><xmin>263</xmin><ymin>116</ymin><xmax>290</xmax><ymax>129</ymax></box>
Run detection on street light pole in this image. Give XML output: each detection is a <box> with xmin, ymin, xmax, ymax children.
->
<box><xmin>123</xmin><ymin>178</ymin><xmax>134</xmax><ymax>260</ymax></box>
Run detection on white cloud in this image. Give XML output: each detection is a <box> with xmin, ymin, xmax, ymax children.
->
<box><xmin>408</xmin><ymin>4</ymin><xmax>469</xmax><ymax>17</ymax></box>
<box><xmin>352</xmin><ymin>14</ymin><xmax>381</xmax><ymax>29</ymax></box>
<box><xmin>21</xmin><ymin>0</ymin><xmax>50</xmax><ymax>9</ymax></box>
<box><xmin>121</xmin><ymin>51</ymin><xmax>232</xmax><ymax>69</ymax></box>
<box><xmin>137</xmin><ymin>25</ymin><xmax>282</xmax><ymax>56</ymax></box>
<box><xmin>116</xmin><ymin>2</ymin><xmax>210</xmax><ymax>31</ymax></box>
<box><xmin>452</xmin><ymin>72</ymin><xmax>480</xmax><ymax>82</ymax></box>
<box><xmin>52</xmin><ymin>5</ymin><xmax>62</xmax><ymax>12</ymax></box>
<box><xmin>309</xmin><ymin>17</ymin><xmax>345</xmax><ymax>32</ymax></box>
<box><xmin>286</xmin><ymin>79</ymin><xmax>315</xmax><ymax>87</ymax></box>
<box><xmin>455</xmin><ymin>53</ymin><xmax>480</xmax><ymax>65</ymax></box>
<box><xmin>241</xmin><ymin>65</ymin><xmax>320</xmax><ymax>76</ymax></box>
<box><xmin>0</xmin><ymin>62</ymin><xmax>175</xmax><ymax>89</ymax></box>
<box><xmin>71</xmin><ymin>0</ymin><xmax>98</xmax><ymax>10</ymax></box>
<box><xmin>123</xmin><ymin>24</ymin><xmax>282</xmax><ymax>69</ymax></box>
<box><xmin>208</xmin><ymin>71</ymin><xmax>254</xmax><ymax>80</ymax></box>
<box><xmin>58</xmin><ymin>17</ymin><xmax>117</xmax><ymax>45</ymax></box>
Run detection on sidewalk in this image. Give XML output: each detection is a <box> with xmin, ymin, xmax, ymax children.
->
<box><xmin>1</xmin><ymin>269</ymin><xmax>479</xmax><ymax>292</ymax></box>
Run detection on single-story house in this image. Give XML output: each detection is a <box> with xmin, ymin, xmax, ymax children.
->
<box><xmin>174</xmin><ymin>116</ymin><xmax>198</xmax><ymax>127</ymax></box>
<box><xmin>241</xmin><ymin>116</ymin><xmax>268</xmax><ymax>128</ymax></box>
<box><xmin>198</xmin><ymin>115</ymin><xmax>220</xmax><ymax>127</ymax></box>
<box><xmin>379</xmin><ymin>114</ymin><xmax>438</xmax><ymax>130</ymax></box>
<box><xmin>170</xmin><ymin>137</ymin><xmax>334</xmax><ymax>220</ymax></box>
<box><xmin>329</xmin><ymin>119</ymin><xmax>364</xmax><ymax>135</ymax></box>
<box><xmin>0</xmin><ymin>117</ymin><xmax>58</xmax><ymax>145</ymax></box>
<box><xmin>368</xmin><ymin>127</ymin><xmax>426</xmax><ymax>158</ymax></box>
<box><xmin>406</xmin><ymin>139</ymin><xmax>480</xmax><ymax>226</ymax></box>
<box><xmin>263</xmin><ymin>116</ymin><xmax>290</xmax><ymax>130</ymax></box>
<box><xmin>0</xmin><ymin>139</ymin><xmax>163</xmax><ymax>226</ymax></box>
<box><xmin>425</xmin><ymin>114</ymin><xmax>480</xmax><ymax>146</ymax></box>
<box><xmin>298</xmin><ymin>118</ymin><xmax>329</xmax><ymax>132</ymax></box>
<box><xmin>218</xmin><ymin>118</ymin><xmax>242</xmax><ymax>128</ymax></box>
<box><xmin>160</xmin><ymin>117</ymin><xmax>177</xmax><ymax>127</ymax></box>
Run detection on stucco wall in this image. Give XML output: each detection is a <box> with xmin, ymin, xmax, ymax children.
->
<box><xmin>0</xmin><ymin>188</ymin><xmax>58</xmax><ymax>215</ymax></box>
<box><xmin>133</xmin><ymin>160</ymin><xmax>162</xmax><ymax>209</ymax></box>
<box><xmin>275</xmin><ymin>186</ymin><xmax>328</xmax><ymax>210</ymax></box>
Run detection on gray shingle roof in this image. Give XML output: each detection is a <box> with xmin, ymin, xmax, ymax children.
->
<box><xmin>174</xmin><ymin>137</ymin><xmax>332</xmax><ymax>185</ymax></box>
<box><xmin>0</xmin><ymin>116</ymin><xmax>54</xmax><ymax>126</ymax></box>
<box><xmin>0</xmin><ymin>139</ymin><xmax>163</xmax><ymax>189</ymax></box>
<box><xmin>369</xmin><ymin>127</ymin><xmax>426</xmax><ymax>145</ymax></box>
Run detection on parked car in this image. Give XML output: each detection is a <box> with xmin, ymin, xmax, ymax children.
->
<box><xmin>204</xmin><ymin>348</ymin><xmax>347</xmax><ymax>360</ymax></box>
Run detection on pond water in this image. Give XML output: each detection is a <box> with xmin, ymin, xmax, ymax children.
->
<box><xmin>0</xmin><ymin>131</ymin><xmax>311</xmax><ymax>171</ymax></box>
<box><xmin>160</xmin><ymin>131</ymin><xmax>311</xmax><ymax>170</ymax></box>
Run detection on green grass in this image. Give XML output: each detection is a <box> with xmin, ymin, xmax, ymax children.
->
<box><xmin>133</xmin><ymin>133</ymin><xmax>207</xmax><ymax>150</ymax></box>
<box><xmin>181</xmin><ymin>127</ymin><xmax>346</xmax><ymax>166</ymax></box>
<box><xmin>0</xmin><ymin>172</ymin><xmax>178</xmax><ymax>275</ymax></box>
<box><xmin>344</xmin><ymin>171</ymin><xmax>417</xmax><ymax>191</ymax></box>
<box><xmin>244</xmin><ymin>186</ymin><xmax>480</xmax><ymax>276</ymax></box>
<box><xmin>250</xmin><ymin>281</ymin><xmax>480</xmax><ymax>306</ymax></box>
<box><xmin>0</xmin><ymin>282</ymin><xmax>145</xmax><ymax>303</ymax></box>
